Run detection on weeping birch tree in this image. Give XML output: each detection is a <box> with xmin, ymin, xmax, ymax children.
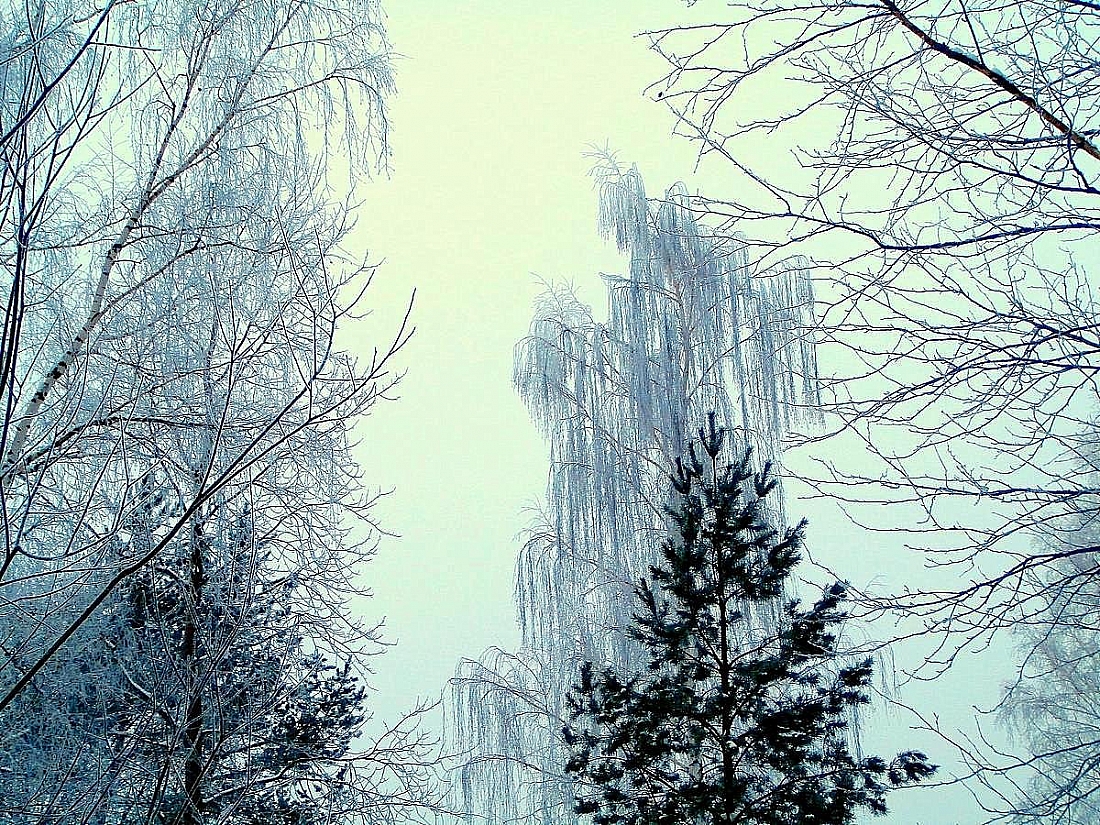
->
<box><xmin>450</xmin><ymin>160</ymin><xmax>821</xmax><ymax>825</ymax></box>
<box><xmin>0</xmin><ymin>0</ymin><xmax>437</xmax><ymax>820</ymax></box>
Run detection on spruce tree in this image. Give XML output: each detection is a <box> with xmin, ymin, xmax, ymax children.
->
<box><xmin>562</xmin><ymin>416</ymin><xmax>935</xmax><ymax>825</ymax></box>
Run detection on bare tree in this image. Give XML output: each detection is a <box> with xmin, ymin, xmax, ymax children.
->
<box><xmin>0</xmin><ymin>0</ymin><xmax>436</xmax><ymax>820</ymax></box>
<box><xmin>643</xmin><ymin>0</ymin><xmax>1100</xmax><ymax>818</ymax></box>
<box><xmin>640</xmin><ymin>0</ymin><xmax>1100</xmax><ymax>668</ymax></box>
<box><xmin>997</xmin><ymin>536</ymin><xmax>1100</xmax><ymax>824</ymax></box>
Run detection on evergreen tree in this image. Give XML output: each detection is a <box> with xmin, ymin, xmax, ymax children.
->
<box><xmin>101</xmin><ymin>503</ymin><xmax>370</xmax><ymax>825</ymax></box>
<box><xmin>562</xmin><ymin>417</ymin><xmax>935</xmax><ymax>825</ymax></box>
<box><xmin>0</xmin><ymin>493</ymin><xmax>434</xmax><ymax>825</ymax></box>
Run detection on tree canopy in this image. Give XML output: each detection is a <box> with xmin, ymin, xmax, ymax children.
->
<box><xmin>0</xmin><ymin>1</ymin><xmax>437</xmax><ymax>821</ymax></box>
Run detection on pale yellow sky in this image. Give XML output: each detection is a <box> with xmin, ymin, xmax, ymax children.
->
<box><xmin>352</xmin><ymin>0</ymin><xmax>708</xmax><ymax>712</ymax></box>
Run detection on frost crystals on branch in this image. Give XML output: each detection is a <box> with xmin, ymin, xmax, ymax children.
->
<box><xmin>450</xmin><ymin>160</ymin><xmax>821</xmax><ymax>825</ymax></box>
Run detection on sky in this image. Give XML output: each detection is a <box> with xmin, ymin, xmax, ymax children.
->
<box><xmin>347</xmin><ymin>3</ymin><xmax>1004</xmax><ymax>822</ymax></box>
<box><xmin>353</xmin><ymin>0</ymin><xmax>708</xmax><ymax>713</ymax></box>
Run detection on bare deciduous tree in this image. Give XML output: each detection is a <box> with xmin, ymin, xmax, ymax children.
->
<box><xmin>645</xmin><ymin>0</ymin><xmax>1100</xmax><ymax>818</ymax></box>
<box><xmin>641</xmin><ymin>0</ymin><xmax>1100</xmax><ymax>657</ymax></box>
<box><xmin>0</xmin><ymin>0</ymin><xmax>437</xmax><ymax>820</ymax></box>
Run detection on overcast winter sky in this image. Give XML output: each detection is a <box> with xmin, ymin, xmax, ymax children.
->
<box><xmin>354</xmin><ymin>0</ymin><xmax>707</xmax><ymax>714</ymax></box>
<box><xmin>349</xmin><ymin>4</ymin><xmax>1000</xmax><ymax>822</ymax></box>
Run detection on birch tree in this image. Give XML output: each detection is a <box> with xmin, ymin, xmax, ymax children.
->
<box><xmin>0</xmin><ymin>0</ymin><xmax>434</xmax><ymax>819</ymax></box>
<box><xmin>450</xmin><ymin>160</ymin><xmax>820</xmax><ymax>825</ymax></box>
<box><xmin>644</xmin><ymin>0</ymin><xmax>1100</xmax><ymax>816</ymax></box>
<box><xmin>643</xmin><ymin>0</ymin><xmax>1100</xmax><ymax>650</ymax></box>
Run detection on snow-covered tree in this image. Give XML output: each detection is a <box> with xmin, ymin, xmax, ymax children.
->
<box><xmin>2</xmin><ymin>483</ymin><xmax>440</xmax><ymax>824</ymax></box>
<box><xmin>451</xmin><ymin>160</ymin><xmax>820</xmax><ymax>825</ymax></box>
<box><xmin>996</xmin><ymin>479</ymin><xmax>1100</xmax><ymax>825</ymax></box>
<box><xmin>645</xmin><ymin>0</ymin><xmax>1100</xmax><ymax>684</ymax></box>
<box><xmin>645</xmin><ymin>1</ymin><xmax>1100</xmax><ymax>815</ymax></box>
<box><xmin>101</xmin><ymin>507</ymin><xmax>425</xmax><ymax>825</ymax></box>
<box><xmin>0</xmin><ymin>0</ymin><xmax>435</xmax><ymax>820</ymax></box>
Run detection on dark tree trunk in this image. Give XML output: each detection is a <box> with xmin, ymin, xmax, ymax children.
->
<box><xmin>180</xmin><ymin>520</ymin><xmax>207</xmax><ymax>825</ymax></box>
